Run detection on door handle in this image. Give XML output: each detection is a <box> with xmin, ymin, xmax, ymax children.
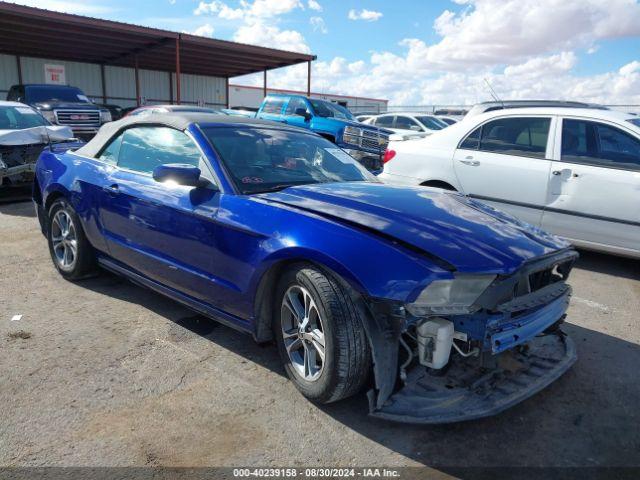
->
<box><xmin>552</xmin><ymin>170</ymin><xmax>561</xmax><ymax>176</ymax></box>
<box><xmin>103</xmin><ymin>184</ymin><xmax>119</xmax><ymax>195</ymax></box>
<box><xmin>459</xmin><ymin>159</ymin><xmax>480</xmax><ymax>166</ymax></box>
<box><xmin>552</xmin><ymin>170</ymin><xmax>579</xmax><ymax>178</ymax></box>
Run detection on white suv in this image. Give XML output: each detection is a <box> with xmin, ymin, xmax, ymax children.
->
<box><xmin>379</xmin><ymin>108</ymin><xmax>640</xmax><ymax>259</ymax></box>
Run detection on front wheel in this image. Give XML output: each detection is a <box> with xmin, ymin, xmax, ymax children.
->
<box><xmin>274</xmin><ymin>264</ymin><xmax>371</xmax><ymax>403</ymax></box>
<box><xmin>47</xmin><ymin>198</ymin><xmax>97</xmax><ymax>280</ymax></box>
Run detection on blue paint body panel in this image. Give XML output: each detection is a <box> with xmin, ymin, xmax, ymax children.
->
<box><xmin>33</xmin><ymin>121</ymin><xmax>573</xmax><ymax>346</ymax></box>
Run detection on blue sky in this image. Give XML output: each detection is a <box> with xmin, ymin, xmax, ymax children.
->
<box><xmin>11</xmin><ymin>0</ymin><xmax>640</xmax><ymax>105</ymax></box>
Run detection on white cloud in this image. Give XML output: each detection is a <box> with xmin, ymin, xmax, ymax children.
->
<box><xmin>194</xmin><ymin>0</ymin><xmax>302</xmax><ymax>19</ymax></box>
<box><xmin>310</xmin><ymin>16</ymin><xmax>327</xmax><ymax>34</ymax></box>
<box><xmin>234</xmin><ymin>21</ymin><xmax>310</xmax><ymax>53</ymax></box>
<box><xmin>420</xmin><ymin>0</ymin><xmax>640</xmax><ymax>69</ymax></box>
<box><xmin>308</xmin><ymin>0</ymin><xmax>322</xmax><ymax>12</ymax></box>
<box><xmin>190</xmin><ymin>23</ymin><xmax>215</xmax><ymax>37</ymax></box>
<box><xmin>226</xmin><ymin>0</ymin><xmax>639</xmax><ymax>106</ymax></box>
<box><xmin>348</xmin><ymin>9</ymin><xmax>383</xmax><ymax>22</ymax></box>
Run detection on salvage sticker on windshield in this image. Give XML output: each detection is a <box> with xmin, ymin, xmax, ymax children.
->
<box><xmin>15</xmin><ymin>107</ymin><xmax>37</xmax><ymax>114</ymax></box>
<box><xmin>325</xmin><ymin>148</ymin><xmax>355</xmax><ymax>164</ymax></box>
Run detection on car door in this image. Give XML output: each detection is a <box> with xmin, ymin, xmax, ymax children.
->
<box><xmin>373</xmin><ymin>115</ymin><xmax>395</xmax><ymax>131</ymax></box>
<box><xmin>394</xmin><ymin>115</ymin><xmax>423</xmax><ymax>133</ymax></box>
<box><xmin>98</xmin><ymin>125</ymin><xmax>225</xmax><ymax>303</ymax></box>
<box><xmin>283</xmin><ymin>97</ymin><xmax>311</xmax><ymax>129</ymax></box>
<box><xmin>453</xmin><ymin>115</ymin><xmax>556</xmax><ymax>227</ymax></box>
<box><xmin>542</xmin><ymin>117</ymin><xmax>640</xmax><ymax>255</ymax></box>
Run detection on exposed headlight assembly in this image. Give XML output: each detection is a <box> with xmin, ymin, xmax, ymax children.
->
<box><xmin>406</xmin><ymin>275</ymin><xmax>496</xmax><ymax>316</ymax></box>
<box><xmin>100</xmin><ymin>109</ymin><xmax>112</xmax><ymax>123</ymax></box>
<box><xmin>343</xmin><ymin>126</ymin><xmax>362</xmax><ymax>146</ymax></box>
<box><xmin>40</xmin><ymin>110</ymin><xmax>55</xmax><ymax>123</ymax></box>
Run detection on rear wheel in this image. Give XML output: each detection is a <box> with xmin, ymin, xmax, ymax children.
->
<box><xmin>47</xmin><ymin>198</ymin><xmax>97</xmax><ymax>280</ymax></box>
<box><xmin>274</xmin><ymin>264</ymin><xmax>371</xmax><ymax>403</ymax></box>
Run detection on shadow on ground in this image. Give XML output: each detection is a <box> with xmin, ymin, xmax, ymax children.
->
<box><xmin>574</xmin><ymin>249</ymin><xmax>640</xmax><ymax>280</ymax></box>
<box><xmin>0</xmin><ymin>198</ymin><xmax>35</xmax><ymax>216</ymax></box>
<box><xmin>74</xmin><ymin>250</ymin><xmax>640</xmax><ymax>472</ymax></box>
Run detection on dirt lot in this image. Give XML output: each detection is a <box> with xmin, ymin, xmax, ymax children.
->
<box><xmin>1</xmin><ymin>200</ymin><xmax>639</xmax><ymax>473</ymax></box>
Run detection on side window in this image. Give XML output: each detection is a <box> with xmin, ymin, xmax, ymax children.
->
<box><xmin>375</xmin><ymin>116</ymin><xmax>394</xmax><ymax>127</ymax></box>
<box><xmin>395</xmin><ymin>116</ymin><xmax>421</xmax><ymax>131</ymax></box>
<box><xmin>117</xmin><ymin>127</ymin><xmax>201</xmax><ymax>174</ymax></box>
<box><xmin>7</xmin><ymin>87</ymin><xmax>17</xmax><ymax>101</ymax></box>
<box><xmin>459</xmin><ymin>126</ymin><xmax>481</xmax><ymax>150</ymax></box>
<box><xmin>97</xmin><ymin>132</ymin><xmax>124</xmax><ymax>164</ymax></box>
<box><xmin>479</xmin><ymin>117</ymin><xmax>550</xmax><ymax>158</ymax></box>
<box><xmin>285</xmin><ymin>98</ymin><xmax>307</xmax><ymax>116</ymax></box>
<box><xmin>562</xmin><ymin>119</ymin><xmax>640</xmax><ymax>170</ymax></box>
<box><xmin>262</xmin><ymin>98</ymin><xmax>285</xmax><ymax>115</ymax></box>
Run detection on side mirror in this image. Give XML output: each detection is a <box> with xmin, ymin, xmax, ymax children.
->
<box><xmin>295</xmin><ymin>107</ymin><xmax>311</xmax><ymax>121</ymax></box>
<box><xmin>153</xmin><ymin>163</ymin><xmax>202</xmax><ymax>187</ymax></box>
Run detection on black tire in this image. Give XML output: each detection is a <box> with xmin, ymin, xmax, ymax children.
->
<box><xmin>274</xmin><ymin>264</ymin><xmax>371</xmax><ymax>403</ymax></box>
<box><xmin>47</xmin><ymin>198</ymin><xmax>97</xmax><ymax>280</ymax></box>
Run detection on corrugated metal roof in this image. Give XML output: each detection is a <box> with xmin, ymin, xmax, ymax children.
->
<box><xmin>0</xmin><ymin>2</ymin><xmax>316</xmax><ymax>78</ymax></box>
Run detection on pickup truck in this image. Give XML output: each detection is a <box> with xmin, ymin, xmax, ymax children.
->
<box><xmin>256</xmin><ymin>94</ymin><xmax>390</xmax><ymax>172</ymax></box>
<box><xmin>7</xmin><ymin>84</ymin><xmax>112</xmax><ymax>140</ymax></box>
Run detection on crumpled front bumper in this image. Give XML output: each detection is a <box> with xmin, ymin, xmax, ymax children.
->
<box><xmin>368</xmin><ymin>331</ymin><xmax>576</xmax><ymax>424</ymax></box>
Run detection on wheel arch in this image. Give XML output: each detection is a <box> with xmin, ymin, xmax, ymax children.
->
<box><xmin>420</xmin><ymin>179</ymin><xmax>457</xmax><ymax>191</ymax></box>
<box><xmin>251</xmin><ymin>251</ymin><xmax>367</xmax><ymax>343</ymax></box>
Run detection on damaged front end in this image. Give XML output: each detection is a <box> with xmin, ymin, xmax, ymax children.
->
<box><xmin>0</xmin><ymin>126</ymin><xmax>78</xmax><ymax>187</ymax></box>
<box><xmin>0</xmin><ymin>143</ymin><xmax>46</xmax><ymax>185</ymax></box>
<box><xmin>364</xmin><ymin>248</ymin><xmax>579</xmax><ymax>424</ymax></box>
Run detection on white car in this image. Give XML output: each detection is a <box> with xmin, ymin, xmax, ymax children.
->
<box><xmin>364</xmin><ymin>113</ymin><xmax>449</xmax><ymax>135</ymax></box>
<box><xmin>1</xmin><ymin>101</ymin><xmax>74</xmax><ymax>186</ymax></box>
<box><xmin>379</xmin><ymin>107</ymin><xmax>640</xmax><ymax>259</ymax></box>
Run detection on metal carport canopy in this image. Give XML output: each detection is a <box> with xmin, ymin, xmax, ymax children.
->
<box><xmin>0</xmin><ymin>2</ymin><xmax>316</xmax><ymax>80</ymax></box>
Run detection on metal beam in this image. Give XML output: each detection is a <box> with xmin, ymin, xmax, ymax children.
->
<box><xmin>263</xmin><ymin>70</ymin><xmax>267</xmax><ymax>98</ymax></box>
<box><xmin>175</xmin><ymin>35</ymin><xmax>181</xmax><ymax>105</ymax></box>
<box><xmin>225</xmin><ymin>77</ymin><xmax>230</xmax><ymax>108</ymax></box>
<box><xmin>100</xmin><ymin>64</ymin><xmax>107</xmax><ymax>104</ymax></box>
<box><xmin>307</xmin><ymin>60</ymin><xmax>311</xmax><ymax>97</ymax></box>
<box><xmin>16</xmin><ymin>55</ymin><xmax>22</xmax><ymax>84</ymax></box>
<box><xmin>134</xmin><ymin>55</ymin><xmax>141</xmax><ymax>106</ymax></box>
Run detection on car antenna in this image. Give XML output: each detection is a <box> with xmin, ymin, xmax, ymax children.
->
<box><xmin>483</xmin><ymin>78</ymin><xmax>504</xmax><ymax>108</ymax></box>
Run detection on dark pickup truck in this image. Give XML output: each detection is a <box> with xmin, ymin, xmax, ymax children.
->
<box><xmin>7</xmin><ymin>84</ymin><xmax>111</xmax><ymax>140</ymax></box>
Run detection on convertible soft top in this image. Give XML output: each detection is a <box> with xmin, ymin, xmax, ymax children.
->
<box><xmin>75</xmin><ymin>113</ymin><xmax>299</xmax><ymax>158</ymax></box>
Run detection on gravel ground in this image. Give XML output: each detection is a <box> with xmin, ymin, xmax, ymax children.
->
<box><xmin>1</xmin><ymin>200</ymin><xmax>639</xmax><ymax>473</ymax></box>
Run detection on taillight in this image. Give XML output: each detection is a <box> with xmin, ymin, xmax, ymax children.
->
<box><xmin>383</xmin><ymin>149</ymin><xmax>396</xmax><ymax>164</ymax></box>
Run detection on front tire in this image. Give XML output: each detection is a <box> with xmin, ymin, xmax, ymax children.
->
<box><xmin>274</xmin><ymin>264</ymin><xmax>371</xmax><ymax>403</ymax></box>
<box><xmin>47</xmin><ymin>198</ymin><xmax>97</xmax><ymax>280</ymax></box>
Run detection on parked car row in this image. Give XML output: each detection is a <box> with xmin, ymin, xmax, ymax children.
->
<box><xmin>380</xmin><ymin>106</ymin><xmax>640</xmax><ymax>259</ymax></box>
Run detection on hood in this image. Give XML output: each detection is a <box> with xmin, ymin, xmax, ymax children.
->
<box><xmin>313</xmin><ymin>116</ymin><xmax>391</xmax><ymax>135</ymax></box>
<box><xmin>0</xmin><ymin>126</ymin><xmax>75</xmax><ymax>146</ymax></box>
<box><xmin>259</xmin><ymin>182</ymin><xmax>569</xmax><ymax>273</ymax></box>
<box><xmin>33</xmin><ymin>101</ymin><xmax>99</xmax><ymax>111</ymax></box>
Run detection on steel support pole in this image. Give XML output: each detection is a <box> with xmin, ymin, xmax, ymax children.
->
<box><xmin>263</xmin><ymin>70</ymin><xmax>267</xmax><ymax>98</ymax></box>
<box><xmin>175</xmin><ymin>35</ymin><xmax>181</xmax><ymax>105</ymax></box>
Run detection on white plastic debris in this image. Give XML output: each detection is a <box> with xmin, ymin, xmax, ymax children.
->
<box><xmin>11</xmin><ymin>314</ymin><xmax>22</xmax><ymax>322</ymax></box>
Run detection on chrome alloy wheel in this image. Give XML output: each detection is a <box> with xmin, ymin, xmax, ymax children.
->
<box><xmin>281</xmin><ymin>285</ymin><xmax>326</xmax><ymax>381</ymax></box>
<box><xmin>51</xmin><ymin>210</ymin><xmax>78</xmax><ymax>271</ymax></box>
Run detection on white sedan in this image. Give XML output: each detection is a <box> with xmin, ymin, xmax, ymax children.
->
<box><xmin>364</xmin><ymin>112</ymin><xmax>449</xmax><ymax>134</ymax></box>
<box><xmin>379</xmin><ymin>107</ymin><xmax>640</xmax><ymax>259</ymax></box>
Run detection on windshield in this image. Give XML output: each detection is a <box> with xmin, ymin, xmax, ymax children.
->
<box><xmin>416</xmin><ymin>116</ymin><xmax>447</xmax><ymax>130</ymax></box>
<box><xmin>308</xmin><ymin>100</ymin><xmax>355</xmax><ymax>120</ymax></box>
<box><xmin>25</xmin><ymin>86</ymin><xmax>89</xmax><ymax>103</ymax></box>
<box><xmin>0</xmin><ymin>106</ymin><xmax>48</xmax><ymax>130</ymax></box>
<box><xmin>627</xmin><ymin>118</ymin><xmax>640</xmax><ymax>128</ymax></box>
<box><xmin>203</xmin><ymin>127</ymin><xmax>375</xmax><ymax>194</ymax></box>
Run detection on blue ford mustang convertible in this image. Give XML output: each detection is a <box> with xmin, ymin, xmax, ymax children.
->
<box><xmin>33</xmin><ymin>114</ymin><xmax>578</xmax><ymax>423</ymax></box>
